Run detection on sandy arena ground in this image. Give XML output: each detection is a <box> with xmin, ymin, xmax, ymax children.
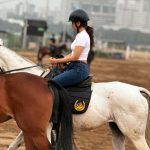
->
<box><xmin>0</xmin><ymin>52</ymin><xmax>150</xmax><ymax>150</ymax></box>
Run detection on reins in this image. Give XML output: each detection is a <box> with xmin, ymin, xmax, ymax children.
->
<box><xmin>0</xmin><ymin>63</ymin><xmax>51</xmax><ymax>74</ymax></box>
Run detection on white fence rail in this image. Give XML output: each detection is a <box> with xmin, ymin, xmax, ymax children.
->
<box><xmin>125</xmin><ymin>49</ymin><xmax>150</xmax><ymax>61</ymax></box>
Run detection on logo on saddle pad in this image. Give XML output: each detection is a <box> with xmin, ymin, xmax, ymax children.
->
<box><xmin>74</xmin><ymin>100</ymin><xmax>85</xmax><ymax>112</ymax></box>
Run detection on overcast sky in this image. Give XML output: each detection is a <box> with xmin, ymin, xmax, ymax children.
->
<box><xmin>31</xmin><ymin>0</ymin><xmax>61</xmax><ymax>10</ymax></box>
<box><xmin>0</xmin><ymin>0</ymin><xmax>61</xmax><ymax>10</ymax></box>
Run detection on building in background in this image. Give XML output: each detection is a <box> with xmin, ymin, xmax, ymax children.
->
<box><xmin>60</xmin><ymin>0</ymin><xmax>150</xmax><ymax>32</ymax></box>
<box><xmin>22</xmin><ymin>19</ymin><xmax>48</xmax><ymax>49</ymax></box>
<box><xmin>60</xmin><ymin>0</ymin><xmax>117</xmax><ymax>30</ymax></box>
<box><xmin>116</xmin><ymin>0</ymin><xmax>150</xmax><ymax>32</ymax></box>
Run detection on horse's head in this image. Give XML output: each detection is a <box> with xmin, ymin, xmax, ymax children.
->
<box><xmin>58</xmin><ymin>43</ymin><xmax>67</xmax><ymax>51</ymax></box>
<box><xmin>0</xmin><ymin>46</ymin><xmax>44</xmax><ymax>76</ymax></box>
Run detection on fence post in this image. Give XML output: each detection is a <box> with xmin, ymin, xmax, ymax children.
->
<box><xmin>125</xmin><ymin>45</ymin><xmax>130</xmax><ymax>60</ymax></box>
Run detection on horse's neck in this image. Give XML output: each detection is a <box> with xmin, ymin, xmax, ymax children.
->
<box><xmin>0</xmin><ymin>46</ymin><xmax>43</xmax><ymax>76</ymax></box>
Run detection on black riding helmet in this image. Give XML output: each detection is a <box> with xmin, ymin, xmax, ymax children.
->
<box><xmin>68</xmin><ymin>9</ymin><xmax>90</xmax><ymax>22</ymax></box>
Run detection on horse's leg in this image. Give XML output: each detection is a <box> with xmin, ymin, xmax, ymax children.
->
<box><xmin>109</xmin><ymin>122</ymin><xmax>125</xmax><ymax>150</ymax></box>
<box><xmin>128</xmin><ymin>135</ymin><xmax>150</xmax><ymax>150</ymax></box>
<box><xmin>113</xmin><ymin>114</ymin><xmax>150</xmax><ymax>150</ymax></box>
<box><xmin>8</xmin><ymin>124</ymin><xmax>52</xmax><ymax>150</ymax></box>
<box><xmin>24</xmin><ymin>128</ymin><xmax>51</xmax><ymax>150</ymax></box>
<box><xmin>24</xmin><ymin>133</ymin><xmax>36</xmax><ymax>150</ymax></box>
<box><xmin>40</xmin><ymin>53</ymin><xmax>47</xmax><ymax>63</ymax></box>
<box><xmin>16</xmin><ymin>120</ymin><xmax>51</xmax><ymax>150</ymax></box>
<box><xmin>15</xmin><ymin>106</ymin><xmax>52</xmax><ymax>149</ymax></box>
<box><xmin>47</xmin><ymin>123</ymin><xmax>52</xmax><ymax>143</ymax></box>
<box><xmin>7</xmin><ymin>131</ymin><xmax>24</xmax><ymax>150</ymax></box>
<box><xmin>0</xmin><ymin>113</ymin><xmax>11</xmax><ymax>123</ymax></box>
<box><xmin>110</xmin><ymin>123</ymin><xmax>149</xmax><ymax>150</ymax></box>
<box><xmin>114</xmin><ymin>116</ymin><xmax>150</xmax><ymax>150</ymax></box>
<box><xmin>30</xmin><ymin>132</ymin><xmax>51</xmax><ymax>150</ymax></box>
<box><xmin>37</xmin><ymin>51</ymin><xmax>42</xmax><ymax>64</ymax></box>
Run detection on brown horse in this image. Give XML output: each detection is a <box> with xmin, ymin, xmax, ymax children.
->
<box><xmin>37</xmin><ymin>44</ymin><xmax>67</xmax><ymax>64</ymax></box>
<box><xmin>0</xmin><ymin>72</ymin><xmax>73</xmax><ymax>150</ymax></box>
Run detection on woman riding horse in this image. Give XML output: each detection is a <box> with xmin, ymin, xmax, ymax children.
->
<box><xmin>49</xmin><ymin>9</ymin><xmax>94</xmax><ymax>87</ymax></box>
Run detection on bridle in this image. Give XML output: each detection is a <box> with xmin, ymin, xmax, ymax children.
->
<box><xmin>0</xmin><ymin>63</ymin><xmax>51</xmax><ymax>75</ymax></box>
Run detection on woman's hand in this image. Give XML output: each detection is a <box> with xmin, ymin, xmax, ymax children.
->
<box><xmin>49</xmin><ymin>57</ymin><xmax>58</xmax><ymax>64</ymax></box>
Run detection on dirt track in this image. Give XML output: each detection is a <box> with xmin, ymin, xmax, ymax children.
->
<box><xmin>0</xmin><ymin>52</ymin><xmax>150</xmax><ymax>150</ymax></box>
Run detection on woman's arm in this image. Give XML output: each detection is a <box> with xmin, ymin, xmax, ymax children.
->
<box><xmin>50</xmin><ymin>46</ymin><xmax>84</xmax><ymax>64</ymax></box>
<box><xmin>64</xmin><ymin>53</ymin><xmax>71</xmax><ymax>59</ymax></box>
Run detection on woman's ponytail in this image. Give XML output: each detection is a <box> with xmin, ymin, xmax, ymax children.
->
<box><xmin>85</xmin><ymin>26</ymin><xmax>95</xmax><ymax>65</ymax></box>
<box><xmin>85</xmin><ymin>26</ymin><xmax>94</xmax><ymax>49</ymax></box>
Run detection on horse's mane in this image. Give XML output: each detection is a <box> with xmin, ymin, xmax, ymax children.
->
<box><xmin>0</xmin><ymin>46</ymin><xmax>44</xmax><ymax>75</ymax></box>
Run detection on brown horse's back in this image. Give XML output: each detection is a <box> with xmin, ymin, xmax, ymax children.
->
<box><xmin>39</xmin><ymin>46</ymin><xmax>49</xmax><ymax>53</ymax></box>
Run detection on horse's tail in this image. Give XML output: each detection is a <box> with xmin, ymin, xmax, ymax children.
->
<box><xmin>139</xmin><ymin>87</ymin><xmax>150</xmax><ymax>96</ymax></box>
<box><xmin>49</xmin><ymin>80</ymin><xmax>73</xmax><ymax>150</ymax></box>
<box><xmin>138</xmin><ymin>87</ymin><xmax>150</xmax><ymax>145</ymax></box>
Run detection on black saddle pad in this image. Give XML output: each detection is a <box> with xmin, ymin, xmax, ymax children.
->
<box><xmin>66</xmin><ymin>86</ymin><xmax>91</xmax><ymax>114</ymax></box>
<box><xmin>66</xmin><ymin>76</ymin><xmax>92</xmax><ymax>114</ymax></box>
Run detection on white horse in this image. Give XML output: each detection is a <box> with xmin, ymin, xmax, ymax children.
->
<box><xmin>0</xmin><ymin>45</ymin><xmax>150</xmax><ymax>150</ymax></box>
<box><xmin>0</xmin><ymin>45</ymin><xmax>45</xmax><ymax>76</ymax></box>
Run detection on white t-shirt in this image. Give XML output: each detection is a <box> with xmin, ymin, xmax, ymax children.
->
<box><xmin>71</xmin><ymin>30</ymin><xmax>90</xmax><ymax>61</ymax></box>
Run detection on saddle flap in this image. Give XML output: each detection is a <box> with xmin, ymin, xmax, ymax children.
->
<box><xmin>66</xmin><ymin>76</ymin><xmax>92</xmax><ymax>90</ymax></box>
<box><xmin>68</xmin><ymin>88</ymin><xmax>92</xmax><ymax>114</ymax></box>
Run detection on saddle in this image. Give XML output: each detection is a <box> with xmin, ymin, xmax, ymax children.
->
<box><xmin>66</xmin><ymin>76</ymin><xmax>92</xmax><ymax>114</ymax></box>
<box><xmin>48</xmin><ymin>76</ymin><xmax>92</xmax><ymax>124</ymax></box>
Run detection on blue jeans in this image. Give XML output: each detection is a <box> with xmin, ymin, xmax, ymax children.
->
<box><xmin>52</xmin><ymin>61</ymin><xmax>89</xmax><ymax>87</ymax></box>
